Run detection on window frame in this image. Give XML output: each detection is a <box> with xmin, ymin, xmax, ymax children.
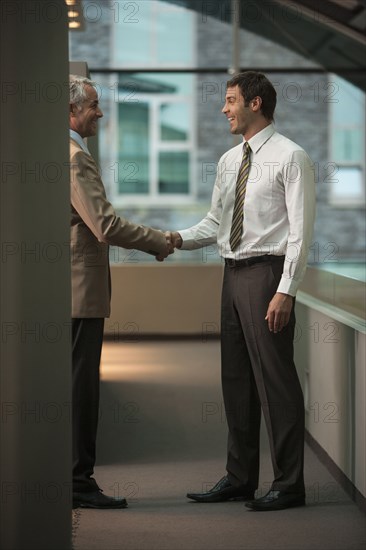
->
<box><xmin>109</xmin><ymin>86</ymin><xmax>197</xmax><ymax>207</ymax></box>
<box><xmin>328</xmin><ymin>74</ymin><xmax>366</xmax><ymax>208</ymax></box>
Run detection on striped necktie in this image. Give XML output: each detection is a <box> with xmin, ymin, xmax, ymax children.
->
<box><xmin>229</xmin><ymin>142</ymin><xmax>251</xmax><ymax>251</ymax></box>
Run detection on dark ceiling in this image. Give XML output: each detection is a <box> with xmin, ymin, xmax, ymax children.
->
<box><xmin>165</xmin><ymin>0</ymin><xmax>366</xmax><ymax>90</ymax></box>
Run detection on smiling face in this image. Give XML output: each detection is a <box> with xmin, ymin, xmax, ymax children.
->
<box><xmin>69</xmin><ymin>84</ymin><xmax>103</xmax><ymax>138</ymax></box>
<box><xmin>222</xmin><ymin>85</ymin><xmax>264</xmax><ymax>140</ymax></box>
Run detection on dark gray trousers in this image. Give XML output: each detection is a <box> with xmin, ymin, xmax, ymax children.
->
<box><xmin>72</xmin><ymin>318</ymin><xmax>104</xmax><ymax>493</ymax></box>
<box><xmin>221</xmin><ymin>257</ymin><xmax>305</xmax><ymax>494</ymax></box>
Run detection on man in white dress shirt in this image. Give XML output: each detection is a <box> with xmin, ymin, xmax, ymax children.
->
<box><xmin>168</xmin><ymin>71</ymin><xmax>316</xmax><ymax>511</ymax></box>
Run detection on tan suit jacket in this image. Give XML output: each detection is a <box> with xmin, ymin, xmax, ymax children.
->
<box><xmin>70</xmin><ymin>138</ymin><xmax>167</xmax><ymax>318</ymax></box>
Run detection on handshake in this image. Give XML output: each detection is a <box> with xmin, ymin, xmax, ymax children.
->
<box><xmin>156</xmin><ymin>231</ymin><xmax>182</xmax><ymax>262</ymax></box>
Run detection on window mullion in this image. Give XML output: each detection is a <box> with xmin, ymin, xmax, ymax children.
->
<box><xmin>150</xmin><ymin>99</ymin><xmax>159</xmax><ymax>198</ymax></box>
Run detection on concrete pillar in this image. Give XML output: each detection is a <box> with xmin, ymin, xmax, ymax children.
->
<box><xmin>0</xmin><ymin>1</ymin><xmax>71</xmax><ymax>548</ymax></box>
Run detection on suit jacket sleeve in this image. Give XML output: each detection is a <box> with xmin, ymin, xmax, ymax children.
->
<box><xmin>70</xmin><ymin>147</ymin><xmax>167</xmax><ymax>256</ymax></box>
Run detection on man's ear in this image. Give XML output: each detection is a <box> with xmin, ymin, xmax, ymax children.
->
<box><xmin>70</xmin><ymin>103</ymin><xmax>77</xmax><ymax>117</ymax></box>
<box><xmin>251</xmin><ymin>96</ymin><xmax>262</xmax><ymax>112</ymax></box>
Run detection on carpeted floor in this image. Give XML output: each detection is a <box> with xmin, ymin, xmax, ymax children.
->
<box><xmin>72</xmin><ymin>341</ymin><xmax>366</xmax><ymax>550</ymax></box>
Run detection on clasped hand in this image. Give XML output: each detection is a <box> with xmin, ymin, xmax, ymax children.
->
<box><xmin>155</xmin><ymin>231</ymin><xmax>182</xmax><ymax>262</ymax></box>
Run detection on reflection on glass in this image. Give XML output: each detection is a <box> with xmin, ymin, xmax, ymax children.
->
<box><xmin>318</xmin><ymin>263</ymin><xmax>366</xmax><ymax>282</ymax></box>
<box><xmin>124</xmin><ymin>72</ymin><xmax>193</xmax><ymax>95</ymax></box>
<box><xmin>332</xmin><ymin>168</ymin><xmax>363</xmax><ymax>199</ymax></box>
<box><xmin>118</xmin><ymin>102</ymin><xmax>149</xmax><ymax>194</ymax></box>
<box><xmin>159</xmin><ymin>152</ymin><xmax>189</xmax><ymax>194</ymax></box>
<box><xmin>330</xmin><ymin>76</ymin><xmax>365</xmax><ymax>206</ymax></box>
<box><xmin>332</xmin><ymin>77</ymin><xmax>364</xmax><ymax>126</ymax></box>
<box><xmin>113</xmin><ymin>0</ymin><xmax>194</xmax><ymax>67</ymax></box>
<box><xmin>160</xmin><ymin>103</ymin><xmax>189</xmax><ymax>141</ymax></box>
<box><xmin>333</xmin><ymin>128</ymin><xmax>363</xmax><ymax>163</ymax></box>
<box><xmin>115</xmin><ymin>73</ymin><xmax>192</xmax><ymax>196</ymax></box>
<box><xmin>156</xmin><ymin>10</ymin><xmax>194</xmax><ymax>65</ymax></box>
<box><xmin>332</xmin><ymin>76</ymin><xmax>365</xmax><ymax>163</ymax></box>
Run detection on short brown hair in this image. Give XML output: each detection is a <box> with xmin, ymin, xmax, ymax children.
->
<box><xmin>227</xmin><ymin>71</ymin><xmax>277</xmax><ymax>121</ymax></box>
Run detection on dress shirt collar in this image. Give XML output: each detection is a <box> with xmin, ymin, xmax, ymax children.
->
<box><xmin>246</xmin><ymin>123</ymin><xmax>275</xmax><ymax>154</ymax></box>
<box><xmin>69</xmin><ymin>129</ymin><xmax>91</xmax><ymax>155</ymax></box>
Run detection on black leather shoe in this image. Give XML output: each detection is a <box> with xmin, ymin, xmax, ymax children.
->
<box><xmin>73</xmin><ymin>490</ymin><xmax>128</xmax><ymax>509</ymax></box>
<box><xmin>245</xmin><ymin>490</ymin><xmax>305</xmax><ymax>511</ymax></box>
<box><xmin>187</xmin><ymin>476</ymin><xmax>254</xmax><ymax>503</ymax></box>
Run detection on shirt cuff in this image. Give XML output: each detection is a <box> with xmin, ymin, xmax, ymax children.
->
<box><xmin>178</xmin><ymin>229</ymin><xmax>197</xmax><ymax>250</ymax></box>
<box><xmin>276</xmin><ymin>275</ymin><xmax>299</xmax><ymax>297</ymax></box>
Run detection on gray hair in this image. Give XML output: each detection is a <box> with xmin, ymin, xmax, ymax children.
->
<box><xmin>69</xmin><ymin>74</ymin><xmax>96</xmax><ymax>108</ymax></box>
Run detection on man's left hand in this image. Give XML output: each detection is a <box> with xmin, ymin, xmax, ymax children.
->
<box><xmin>265</xmin><ymin>292</ymin><xmax>294</xmax><ymax>333</ymax></box>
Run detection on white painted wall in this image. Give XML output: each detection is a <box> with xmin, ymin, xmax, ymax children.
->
<box><xmin>295</xmin><ymin>302</ymin><xmax>366</xmax><ymax>498</ymax></box>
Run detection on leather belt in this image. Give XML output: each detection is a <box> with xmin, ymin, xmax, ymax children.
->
<box><xmin>224</xmin><ymin>255</ymin><xmax>285</xmax><ymax>268</ymax></box>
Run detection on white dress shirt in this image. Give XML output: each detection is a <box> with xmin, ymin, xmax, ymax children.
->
<box><xmin>69</xmin><ymin>129</ymin><xmax>91</xmax><ymax>155</ymax></box>
<box><xmin>179</xmin><ymin>123</ymin><xmax>316</xmax><ymax>296</ymax></box>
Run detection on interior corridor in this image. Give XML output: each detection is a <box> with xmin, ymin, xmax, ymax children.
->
<box><xmin>72</xmin><ymin>340</ymin><xmax>366</xmax><ymax>550</ymax></box>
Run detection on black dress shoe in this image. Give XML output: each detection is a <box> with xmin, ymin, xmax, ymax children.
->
<box><xmin>245</xmin><ymin>490</ymin><xmax>305</xmax><ymax>511</ymax></box>
<box><xmin>187</xmin><ymin>476</ymin><xmax>255</xmax><ymax>503</ymax></box>
<box><xmin>73</xmin><ymin>490</ymin><xmax>128</xmax><ymax>509</ymax></box>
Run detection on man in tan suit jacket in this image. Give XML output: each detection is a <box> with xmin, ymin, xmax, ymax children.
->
<box><xmin>69</xmin><ymin>75</ymin><xmax>170</xmax><ymax>509</ymax></box>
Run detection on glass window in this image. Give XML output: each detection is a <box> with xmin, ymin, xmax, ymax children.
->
<box><xmin>105</xmin><ymin>72</ymin><xmax>194</xmax><ymax>203</ymax></box>
<box><xmin>156</xmin><ymin>9</ymin><xmax>194</xmax><ymax>65</ymax></box>
<box><xmin>329</xmin><ymin>76</ymin><xmax>365</xmax><ymax>206</ymax></box>
<box><xmin>160</xmin><ymin>103</ymin><xmax>189</xmax><ymax>141</ymax></box>
<box><xmin>112</xmin><ymin>1</ymin><xmax>195</xmax><ymax>68</ymax></box>
<box><xmin>118</xmin><ymin>102</ymin><xmax>149</xmax><ymax>194</ymax></box>
<box><xmin>333</xmin><ymin>128</ymin><xmax>363</xmax><ymax>163</ymax></box>
<box><xmin>159</xmin><ymin>152</ymin><xmax>189</xmax><ymax>194</ymax></box>
<box><xmin>332</xmin><ymin>168</ymin><xmax>363</xmax><ymax>200</ymax></box>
